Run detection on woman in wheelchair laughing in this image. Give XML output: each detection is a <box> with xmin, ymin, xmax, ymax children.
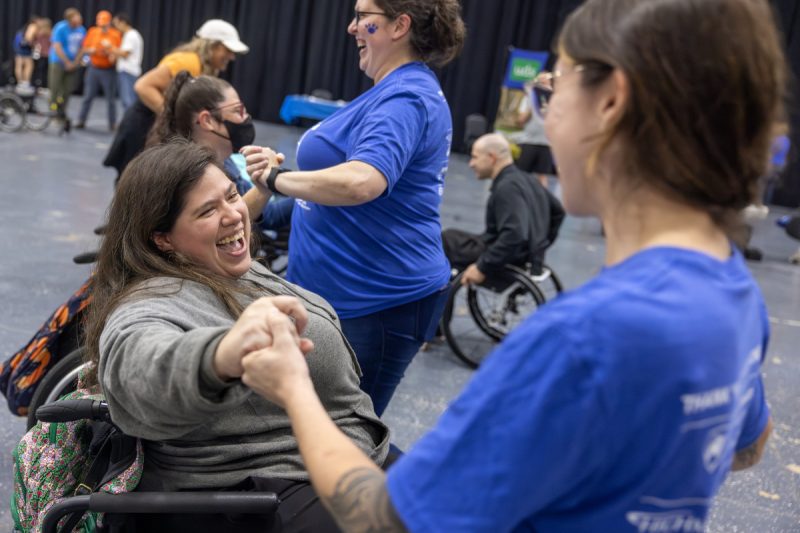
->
<box><xmin>84</xmin><ymin>140</ymin><xmax>388</xmax><ymax>532</ymax></box>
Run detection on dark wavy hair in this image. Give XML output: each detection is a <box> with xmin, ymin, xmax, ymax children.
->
<box><xmin>84</xmin><ymin>140</ymin><xmax>257</xmax><ymax>386</ymax></box>
<box><xmin>558</xmin><ymin>0</ymin><xmax>788</xmax><ymax>224</ymax></box>
<box><xmin>375</xmin><ymin>0</ymin><xmax>466</xmax><ymax>66</ymax></box>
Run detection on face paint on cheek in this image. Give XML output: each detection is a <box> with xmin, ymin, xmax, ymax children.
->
<box><xmin>366</xmin><ymin>23</ymin><xmax>378</xmax><ymax>34</ymax></box>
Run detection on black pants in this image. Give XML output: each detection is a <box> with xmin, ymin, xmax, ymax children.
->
<box><xmin>516</xmin><ymin>144</ymin><xmax>556</xmax><ymax>175</ymax></box>
<box><xmin>103</xmin><ymin>99</ymin><xmax>155</xmax><ymax>180</ymax></box>
<box><xmin>442</xmin><ymin>228</ymin><xmax>486</xmax><ymax>271</ymax></box>
<box><xmin>126</xmin><ymin>477</ymin><xmax>340</xmax><ymax>533</ymax></box>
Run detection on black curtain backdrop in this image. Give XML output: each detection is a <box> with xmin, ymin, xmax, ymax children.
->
<box><xmin>2</xmin><ymin>0</ymin><xmax>800</xmax><ymax>205</ymax></box>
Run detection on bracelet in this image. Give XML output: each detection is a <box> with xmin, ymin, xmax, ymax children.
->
<box><xmin>265</xmin><ymin>166</ymin><xmax>290</xmax><ymax>194</ymax></box>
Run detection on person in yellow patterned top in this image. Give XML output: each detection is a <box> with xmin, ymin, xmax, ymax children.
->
<box><xmin>103</xmin><ymin>19</ymin><xmax>248</xmax><ymax>181</ymax></box>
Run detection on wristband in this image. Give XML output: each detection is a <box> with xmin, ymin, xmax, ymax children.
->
<box><xmin>265</xmin><ymin>166</ymin><xmax>290</xmax><ymax>194</ymax></box>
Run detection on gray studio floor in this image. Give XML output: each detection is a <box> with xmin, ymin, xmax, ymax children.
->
<box><xmin>0</xmin><ymin>97</ymin><xmax>798</xmax><ymax>531</ymax></box>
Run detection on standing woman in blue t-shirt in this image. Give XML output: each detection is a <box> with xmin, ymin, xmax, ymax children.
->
<box><xmin>240</xmin><ymin>0</ymin><xmax>787</xmax><ymax>531</ymax></box>
<box><xmin>245</xmin><ymin>0</ymin><xmax>465</xmax><ymax>416</ymax></box>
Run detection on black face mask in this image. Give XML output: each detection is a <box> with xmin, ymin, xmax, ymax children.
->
<box><xmin>212</xmin><ymin>117</ymin><xmax>255</xmax><ymax>152</ymax></box>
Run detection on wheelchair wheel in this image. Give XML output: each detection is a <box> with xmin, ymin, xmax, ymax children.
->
<box><xmin>23</xmin><ymin>87</ymin><xmax>53</xmax><ymax>131</ymax></box>
<box><xmin>530</xmin><ymin>264</ymin><xmax>564</xmax><ymax>302</ymax></box>
<box><xmin>27</xmin><ymin>347</ymin><xmax>87</xmax><ymax>430</ymax></box>
<box><xmin>0</xmin><ymin>93</ymin><xmax>25</xmax><ymax>132</ymax></box>
<box><xmin>442</xmin><ymin>267</ymin><xmax>545</xmax><ymax>369</ymax></box>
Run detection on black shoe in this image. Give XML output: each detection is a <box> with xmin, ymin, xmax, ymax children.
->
<box><xmin>75</xmin><ymin>122</ymin><xmax>85</xmax><ymax>129</ymax></box>
<box><xmin>744</xmin><ymin>247</ymin><xmax>763</xmax><ymax>261</ymax></box>
<box><xmin>93</xmin><ymin>224</ymin><xmax>107</xmax><ymax>235</ymax></box>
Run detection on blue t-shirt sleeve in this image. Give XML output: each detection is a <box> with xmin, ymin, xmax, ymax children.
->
<box><xmin>386</xmin><ymin>312</ymin><xmax>606</xmax><ymax>532</ymax></box>
<box><xmin>735</xmin><ymin>307</ymin><xmax>770</xmax><ymax>451</ymax></box>
<box><xmin>52</xmin><ymin>23</ymin><xmax>68</xmax><ymax>47</ymax></box>
<box><xmin>348</xmin><ymin>91</ymin><xmax>427</xmax><ymax>196</ymax></box>
<box><xmin>734</xmin><ymin>374</ymin><xmax>769</xmax><ymax>451</ymax></box>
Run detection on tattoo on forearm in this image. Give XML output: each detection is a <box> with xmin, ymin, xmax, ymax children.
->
<box><xmin>327</xmin><ymin>467</ymin><xmax>408</xmax><ymax>533</ymax></box>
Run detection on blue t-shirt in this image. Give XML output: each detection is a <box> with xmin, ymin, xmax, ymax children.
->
<box><xmin>224</xmin><ymin>155</ymin><xmax>293</xmax><ymax>231</ymax></box>
<box><xmin>288</xmin><ymin>62</ymin><xmax>452</xmax><ymax>318</ymax></box>
<box><xmin>49</xmin><ymin>20</ymin><xmax>86</xmax><ymax>64</ymax></box>
<box><xmin>387</xmin><ymin>247</ymin><xmax>770</xmax><ymax>532</ymax></box>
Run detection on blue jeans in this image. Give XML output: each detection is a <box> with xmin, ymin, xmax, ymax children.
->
<box><xmin>118</xmin><ymin>71</ymin><xmax>138</xmax><ymax>111</ymax></box>
<box><xmin>79</xmin><ymin>66</ymin><xmax>117</xmax><ymax>125</ymax></box>
<box><xmin>340</xmin><ymin>286</ymin><xmax>449</xmax><ymax>416</ymax></box>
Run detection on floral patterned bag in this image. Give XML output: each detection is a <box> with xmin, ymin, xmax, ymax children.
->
<box><xmin>10</xmin><ymin>387</ymin><xmax>143</xmax><ymax>532</ymax></box>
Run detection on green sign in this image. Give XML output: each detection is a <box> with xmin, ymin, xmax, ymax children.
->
<box><xmin>510</xmin><ymin>58</ymin><xmax>542</xmax><ymax>83</ymax></box>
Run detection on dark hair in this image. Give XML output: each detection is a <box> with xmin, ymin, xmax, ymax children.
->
<box><xmin>558</xmin><ymin>0</ymin><xmax>788</xmax><ymax>223</ymax></box>
<box><xmin>84</xmin><ymin>140</ymin><xmax>257</xmax><ymax>386</ymax></box>
<box><xmin>114</xmin><ymin>12</ymin><xmax>131</xmax><ymax>26</ymax></box>
<box><xmin>147</xmin><ymin>71</ymin><xmax>230</xmax><ymax>147</ymax></box>
<box><xmin>374</xmin><ymin>0</ymin><xmax>466</xmax><ymax>66</ymax></box>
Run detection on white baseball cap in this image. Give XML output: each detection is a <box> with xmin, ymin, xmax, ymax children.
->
<box><xmin>196</xmin><ymin>19</ymin><xmax>249</xmax><ymax>54</ymax></box>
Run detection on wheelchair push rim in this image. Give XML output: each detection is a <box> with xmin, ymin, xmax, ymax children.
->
<box><xmin>442</xmin><ymin>266</ymin><xmax>545</xmax><ymax>369</ymax></box>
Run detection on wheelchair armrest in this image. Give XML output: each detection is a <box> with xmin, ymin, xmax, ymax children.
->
<box><xmin>90</xmin><ymin>491</ymin><xmax>280</xmax><ymax>514</ymax></box>
<box><xmin>43</xmin><ymin>492</ymin><xmax>280</xmax><ymax>533</ymax></box>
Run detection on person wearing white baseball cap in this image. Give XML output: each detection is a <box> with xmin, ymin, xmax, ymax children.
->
<box><xmin>196</xmin><ymin>19</ymin><xmax>249</xmax><ymax>54</ymax></box>
<box><xmin>104</xmin><ymin>18</ymin><xmax>249</xmax><ymax>180</ymax></box>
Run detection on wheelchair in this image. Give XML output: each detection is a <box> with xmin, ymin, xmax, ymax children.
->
<box><xmin>440</xmin><ymin>262</ymin><xmax>563</xmax><ymax>369</ymax></box>
<box><xmin>1</xmin><ymin>59</ymin><xmax>55</xmax><ymax>132</ymax></box>
<box><xmin>0</xmin><ymin>91</ymin><xmax>25</xmax><ymax>132</ymax></box>
<box><xmin>29</xmin><ymin>397</ymin><xmax>279</xmax><ymax>533</ymax></box>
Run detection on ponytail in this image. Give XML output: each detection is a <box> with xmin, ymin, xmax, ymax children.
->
<box><xmin>147</xmin><ymin>70</ymin><xmax>194</xmax><ymax>147</ymax></box>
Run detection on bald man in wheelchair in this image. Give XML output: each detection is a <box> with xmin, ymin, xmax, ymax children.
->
<box><xmin>443</xmin><ymin>133</ymin><xmax>565</xmax><ymax>286</ymax></box>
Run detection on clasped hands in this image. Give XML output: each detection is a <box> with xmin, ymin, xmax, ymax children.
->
<box><xmin>240</xmin><ymin>145</ymin><xmax>284</xmax><ymax>191</ymax></box>
<box><xmin>214</xmin><ymin>295</ymin><xmax>314</xmax><ymax>407</ymax></box>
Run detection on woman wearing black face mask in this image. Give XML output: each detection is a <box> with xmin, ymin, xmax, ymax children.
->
<box><xmin>149</xmin><ymin>71</ymin><xmax>294</xmax><ymax>231</ymax></box>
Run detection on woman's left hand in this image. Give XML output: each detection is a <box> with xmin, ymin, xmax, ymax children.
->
<box><xmin>241</xmin><ymin>307</ymin><xmax>315</xmax><ymax>408</ymax></box>
<box><xmin>241</xmin><ymin>145</ymin><xmax>284</xmax><ymax>189</ymax></box>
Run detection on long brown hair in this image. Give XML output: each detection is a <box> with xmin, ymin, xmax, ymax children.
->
<box><xmin>84</xmin><ymin>140</ymin><xmax>257</xmax><ymax>385</ymax></box>
<box><xmin>558</xmin><ymin>0</ymin><xmax>788</xmax><ymax>224</ymax></box>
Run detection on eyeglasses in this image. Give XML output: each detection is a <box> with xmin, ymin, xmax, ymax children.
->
<box><xmin>531</xmin><ymin>65</ymin><xmax>586</xmax><ymax>118</ymax></box>
<box><xmin>212</xmin><ymin>101</ymin><xmax>247</xmax><ymax>119</ymax></box>
<box><xmin>353</xmin><ymin>10</ymin><xmax>388</xmax><ymax>23</ymax></box>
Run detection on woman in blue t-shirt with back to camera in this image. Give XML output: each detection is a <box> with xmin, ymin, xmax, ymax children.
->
<box><xmin>244</xmin><ymin>0</ymin><xmax>465</xmax><ymax>416</ymax></box>
<box><xmin>239</xmin><ymin>0</ymin><xmax>786</xmax><ymax>531</ymax></box>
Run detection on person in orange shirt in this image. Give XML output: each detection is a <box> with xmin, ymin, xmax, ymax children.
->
<box><xmin>76</xmin><ymin>10</ymin><xmax>121</xmax><ymax>131</ymax></box>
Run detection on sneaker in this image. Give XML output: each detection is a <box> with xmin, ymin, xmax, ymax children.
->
<box><xmin>15</xmin><ymin>83</ymin><xmax>34</xmax><ymax>96</ymax></box>
<box><xmin>75</xmin><ymin>122</ymin><xmax>86</xmax><ymax>129</ymax></box>
<box><xmin>744</xmin><ymin>247</ymin><xmax>763</xmax><ymax>261</ymax></box>
<box><xmin>743</xmin><ymin>204</ymin><xmax>769</xmax><ymax>221</ymax></box>
<box><xmin>790</xmin><ymin>249</ymin><xmax>800</xmax><ymax>265</ymax></box>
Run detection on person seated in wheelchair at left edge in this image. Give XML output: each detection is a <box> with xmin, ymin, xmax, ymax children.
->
<box><xmin>442</xmin><ymin>132</ymin><xmax>565</xmax><ymax>286</ymax></box>
<box><xmin>147</xmin><ymin>71</ymin><xmax>294</xmax><ymax>232</ymax></box>
<box><xmin>83</xmin><ymin>140</ymin><xmax>389</xmax><ymax>532</ymax></box>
